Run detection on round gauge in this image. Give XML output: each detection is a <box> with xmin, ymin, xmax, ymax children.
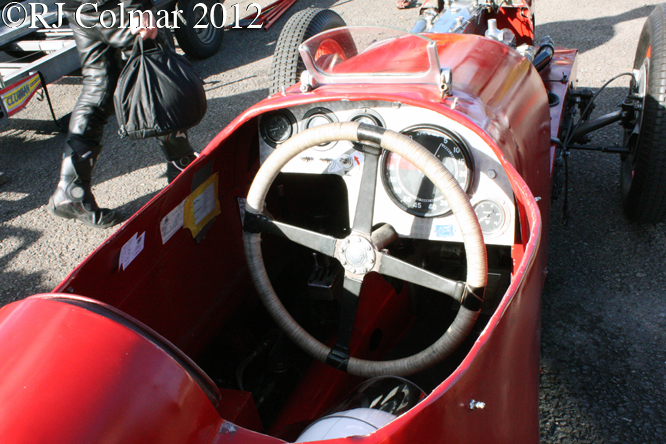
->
<box><xmin>266</xmin><ymin>114</ymin><xmax>292</xmax><ymax>143</ymax></box>
<box><xmin>307</xmin><ymin>114</ymin><xmax>333</xmax><ymax>129</ymax></box>
<box><xmin>352</xmin><ymin>113</ymin><xmax>383</xmax><ymax>127</ymax></box>
<box><xmin>303</xmin><ymin>108</ymin><xmax>338</xmax><ymax>151</ymax></box>
<box><xmin>474</xmin><ymin>200</ymin><xmax>505</xmax><ymax>235</ymax></box>
<box><xmin>260</xmin><ymin>111</ymin><xmax>296</xmax><ymax>148</ymax></box>
<box><xmin>381</xmin><ymin>125</ymin><xmax>474</xmax><ymax>218</ymax></box>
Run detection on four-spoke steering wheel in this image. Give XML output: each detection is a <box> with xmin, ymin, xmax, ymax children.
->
<box><xmin>243</xmin><ymin>122</ymin><xmax>487</xmax><ymax>377</ymax></box>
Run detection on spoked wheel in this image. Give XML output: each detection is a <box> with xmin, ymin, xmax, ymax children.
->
<box><xmin>243</xmin><ymin>122</ymin><xmax>487</xmax><ymax>378</ymax></box>
<box><xmin>621</xmin><ymin>4</ymin><xmax>666</xmax><ymax>223</ymax></box>
<box><xmin>269</xmin><ymin>8</ymin><xmax>351</xmax><ymax>94</ymax></box>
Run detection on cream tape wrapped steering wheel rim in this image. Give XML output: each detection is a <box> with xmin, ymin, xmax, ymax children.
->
<box><xmin>243</xmin><ymin>122</ymin><xmax>487</xmax><ymax>377</ymax></box>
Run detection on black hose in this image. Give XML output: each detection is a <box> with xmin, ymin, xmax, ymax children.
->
<box><xmin>533</xmin><ymin>36</ymin><xmax>555</xmax><ymax>72</ymax></box>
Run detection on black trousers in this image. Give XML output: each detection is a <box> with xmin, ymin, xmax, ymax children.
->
<box><xmin>66</xmin><ymin>7</ymin><xmax>140</xmax><ymax>145</ymax></box>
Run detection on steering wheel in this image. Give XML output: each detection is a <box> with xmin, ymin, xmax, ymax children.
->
<box><xmin>243</xmin><ymin>122</ymin><xmax>487</xmax><ymax>377</ymax></box>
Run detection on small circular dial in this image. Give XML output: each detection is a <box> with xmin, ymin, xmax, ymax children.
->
<box><xmin>381</xmin><ymin>126</ymin><xmax>473</xmax><ymax>217</ymax></box>
<box><xmin>303</xmin><ymin>108</ymin><xmax>337</xmax><ymax>151</ymax></box>
<box><xmin>260</xmin><ymin>111</ymin><xmax>295</xmax><ymax>148</ymax></box>
<box><xmin>474</xmin><ymin>200</ymin><xmax>505</xmax><ymax>235</ymax></box>
<box><xmin>352</xmin><ymin>113</ymin><xmax>382</xmax><ymax>127</ymax></box>
<box><xmin>307</xmin><ymin>114</ymin><xmax>333</xmax><ymax>129</ymax></box>
<box><xmin>265</xmin><ymin>114</ymin><xmax>292</xmax><ymax>144</ymax></box>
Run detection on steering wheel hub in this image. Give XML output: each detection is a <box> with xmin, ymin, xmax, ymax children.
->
<box><xmin>338</xmin><ymin>236</ymin><xmax>376</xmax><ymax>275</ymax></box>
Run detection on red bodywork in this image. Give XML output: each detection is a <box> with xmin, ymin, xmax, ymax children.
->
<box><xmin>0</xmin><ymin>6</ymin><xmax>578</xmax><ymax>444</ymax></box>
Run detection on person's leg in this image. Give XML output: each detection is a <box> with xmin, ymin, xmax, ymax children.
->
<box><xmin>156</xmin><ymin>131</ymin><xmax>198</xmax><ymax>183</ymax></box>
<box><xmin>48</xmin><ymin>136</ymin><xmax>121</xmax><ymax>227</ymax></box>
<box><xmin>49</xmin><ymin>12</ymin><xmax>123</xmax><ymax>228</ymax></box>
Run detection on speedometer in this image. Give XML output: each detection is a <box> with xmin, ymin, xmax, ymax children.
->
<box><xmin>381</xmin><ymin>126</ymin><xmax>473</xmax><ymax>218</ymax></box>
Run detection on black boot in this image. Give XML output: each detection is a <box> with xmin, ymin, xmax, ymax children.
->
<box><xmin>157</xmin><ymin>132</ymin><xmax>197</xmax><ymax>183</ymax></box>
<box><xmin>48</xmin><ymin>138</ymin><xmax>122</xmax><ymax>228</ymax></box>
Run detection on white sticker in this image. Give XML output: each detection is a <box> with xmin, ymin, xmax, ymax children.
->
<box><xmin>119</xmin><ymin>232</ymin><xmax>145</xmax><ymax>271</ymax></box>
<box><xmin>160</xmin><ymin>199</ymin><xmax>186</xmax><ymax>244</ymax></box>
<box><xmin>350</xmin><ymin>151</ymin><xmax>364</xmax><ymax>176</ymax></box>
<box><xmin>193</xmin><ymin>183</ymin><xmax>216</xmax><ymax>225</ymax></box>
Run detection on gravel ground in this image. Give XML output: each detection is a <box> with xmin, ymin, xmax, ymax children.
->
<box><xmin>1</xmin><ymin>0</ymin><xmax>665</xmax><ymax>442</ymax></box>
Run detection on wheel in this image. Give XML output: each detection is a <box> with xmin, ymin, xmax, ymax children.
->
<box><xmin>269</xmin><ymin>8</ymin><xmax>350</xmax><ymax>95</ymax></box>
<box><xmin>243</xmin><ymin>122</ymin><xmax>487</xmax><ymax>378</ymax></box>
<box><xmin>621</xmin><ymin>4</ymin><xmax>666</xmax><ymax>223</ymax></box>
<box><xmin>173</xmin><ymin>0</ymin><xmax>224</xmax><ymax>59</ymax></box>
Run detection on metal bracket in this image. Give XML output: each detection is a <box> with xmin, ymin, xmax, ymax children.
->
<box><xmin>460</xmin><ymin>284</ymin><xmax>484</xmax><ymax>311</ymax></box>
<box><xmin>299</xmin><ymin>69</ymin><xmax>316</xmax><ymax>93</ymax></box>
<box><xmin>243</xmin><ymin>211</ymin><xmax>270</xmax><ymax>234</ymax></box>
<box><xmin>440</xmin><ymin>68</ymin><xmax>452</xmax><ymax>99</ymax></box>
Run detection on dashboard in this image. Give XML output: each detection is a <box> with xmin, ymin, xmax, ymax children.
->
<box><xmin>258</xmin><ymin>100</ymin><xmax>515</xmax><ymax>246</ymax></box>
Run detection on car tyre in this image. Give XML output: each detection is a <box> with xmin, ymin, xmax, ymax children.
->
<box><xmin>173</xmin><ymin>0</ymin><xmax>224</xmax><ymax>59</ymax></box>
<box><xmin>621</xmin><ymin>4</ymin><xmax>666</xmax><ymax>223</ymax></box>
<box><xmin>268</xmin><ymin>8</ymin><xmax>348</xmax><ymax>95</ymax></box>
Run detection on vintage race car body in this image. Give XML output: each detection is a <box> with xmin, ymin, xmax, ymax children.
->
<box><xmin>0</xmin><ymin>1</ymin><xmax>590</xmax><ymax>443</ymax></box>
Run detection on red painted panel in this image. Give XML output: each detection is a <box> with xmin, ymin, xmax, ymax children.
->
<box><xmin>0</xmin><ymin>296</ymin><xmax>223</xmax><ymax>443</ymax></box>
<box><xmin>53</xmin><ymin>128</ymin><xmax>257</xmax><ymax>356</ymax></box>
<box><xmin>216</xmin><ymin>388</ymin><xmax>264</xmax><ymax>432</ymax></box>
<box><xmin>116</xmin><ymin>190</ymin><xmax>248</xmax><ymax>349</ymax></box>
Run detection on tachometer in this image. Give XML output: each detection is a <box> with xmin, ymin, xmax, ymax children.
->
<box><xmin>381</xmin><ymin>126</ymin><xmax>473</xmax><ymax>217</ymax></box>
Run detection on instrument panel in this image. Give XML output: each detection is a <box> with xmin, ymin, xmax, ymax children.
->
<box><xmin>258</xmin><ymin>101</ymin><xmax>515</xmax><ymax>246</ymax></box>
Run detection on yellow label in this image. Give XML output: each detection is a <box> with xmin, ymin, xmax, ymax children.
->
<box><xmin>1</xmin><ymin>73</ymin><xmax>42</xmax><ymax>116</ymax></box>
<box><xmin>183</xmin><ymin>173</ymin><xmax>221</xmax><ymax>238</ymax></box>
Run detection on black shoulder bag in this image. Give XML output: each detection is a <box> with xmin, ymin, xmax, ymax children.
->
<box><xmin>114</xmin><ymin>36</ymin><xmax>207</xmax><ymax>140</ymax></box>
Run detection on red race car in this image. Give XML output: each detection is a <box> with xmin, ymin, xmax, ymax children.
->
<box><xmin>1</xmin><ymin>1</ymin><xmax>664</xmax><ymax>442</ymax></box>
